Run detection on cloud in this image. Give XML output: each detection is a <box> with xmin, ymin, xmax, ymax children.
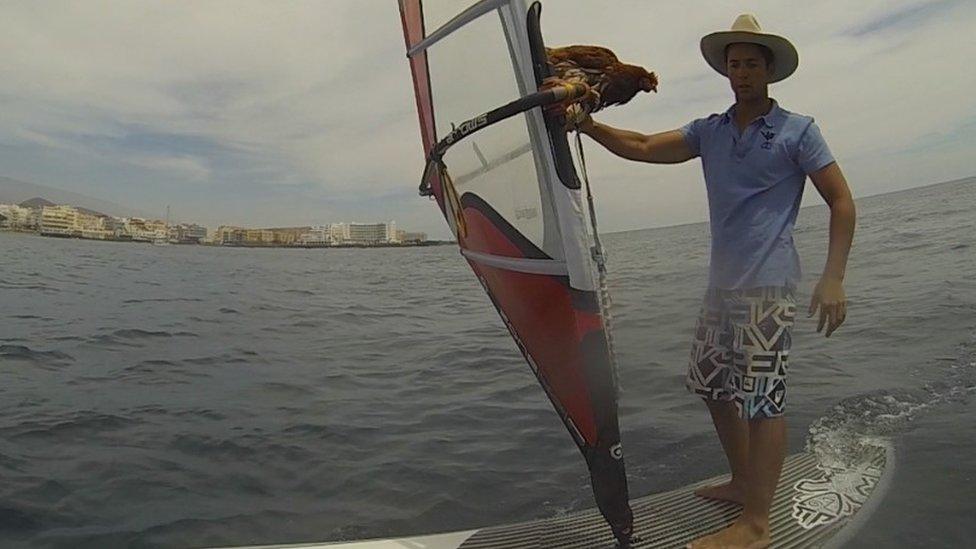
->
<box><xmin>0</xmin><ymin>1</ymin><xmax>973</xmax><ymax>236</ymax></box>
<box><xmin>842</xmin><ymin>0</ymin><xmax>960</xmax><ymax>37</ymax></box>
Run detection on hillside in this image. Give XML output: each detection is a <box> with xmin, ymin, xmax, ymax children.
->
<box><xmin>0</xmin><ymin>176</ymin><xmax>148</xmax><ymax>218</ymax></box>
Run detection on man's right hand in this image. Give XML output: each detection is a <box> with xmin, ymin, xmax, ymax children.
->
<box><xmin>542</xmin><ymin>105</ymin><xmax>593</xmax><ymax>134</ymax></box>
<box><xmin>563</xmin><ymin>105</ymin><xmax>594</xmax><ymax>133</ymax></box>
<box><xmin>540</xmin><ymin>77</ymin><xmax>594</xmax><ymax>133</ymax></box>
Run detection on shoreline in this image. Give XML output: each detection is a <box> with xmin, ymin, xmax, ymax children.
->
<box><xmin>0</xmin><ymin>229</ymin><xmax>455</xmax><ymax>248</ymax></box>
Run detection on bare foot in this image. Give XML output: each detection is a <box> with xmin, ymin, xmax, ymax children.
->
<box><xmin>694</xmin><ymin>481</ymin><xmax>745</xmax><ymax>504</ymax></box>
<box><xmin>686</xmin><ymin>520</ymin><xmax>770</xmax><ymax>549</ymax></box>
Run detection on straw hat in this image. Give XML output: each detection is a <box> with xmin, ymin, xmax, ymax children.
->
<box><xmin>700</xmin><ymin>14</ymin><xmax>798</xmax><ymax>83</ymax></box>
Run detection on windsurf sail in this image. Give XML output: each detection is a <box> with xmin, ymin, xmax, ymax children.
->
<box><xmin>399</xmin><ymin>0</ymin><xmax>634</xmax><ymax>543</ymax></box>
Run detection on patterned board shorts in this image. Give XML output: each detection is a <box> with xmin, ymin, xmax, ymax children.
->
<box><xmin>686</xmin><ymin>286</ymin><xmax>796</xmax><ymax>420</ymax></box>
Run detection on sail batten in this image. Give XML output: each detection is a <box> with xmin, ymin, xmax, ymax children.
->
<box><xmin>399</xmin><ymin>1</ymin><xmax>634</xmax><ymax>542</ymax></box>
<box><xmin>460</xmin><ymin>249</ymin><xmax>568</xmax><ymax>275</ymax></box>
<box><xmin>407</xmin><ymin>0</ymin><xmax>508</xmax><ymax>57</ymax></box>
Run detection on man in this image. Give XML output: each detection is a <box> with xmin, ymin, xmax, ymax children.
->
<box><xmin>563</xmin><ymin>14</ymin><xmax>855</xmax><ymax>549</ymax></box>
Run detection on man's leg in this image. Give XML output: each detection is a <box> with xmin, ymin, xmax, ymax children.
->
<box><xmin>688</xmin><ymin>287</ymin><xmax>794</xmax><ymax>548</ymax></box>
<box><xmin>694</xmin><ymin>399</ymin><xmax>749</xmax><ymax>503</ymax></box>
<box><xmin>687</xmin><ymin>289</ymin><xmax>750</xmax><ymax>503</ymax></box>
<box><xmin>740</xmin><ymin>416</ymin><xmax>787</xmax><ymax>536</ymax></box>
<box><xmin>688</xmin><ymin>417</ymin><xmax>786</xmax><ymax>549</ymax></box>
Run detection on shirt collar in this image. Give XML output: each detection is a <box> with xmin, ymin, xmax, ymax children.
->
<box><xmin>722</xmin><ymin>99</ymin><xmax>783</xmax><ymax>128</ymax></box>
<box><xmin>760</xmin><ymin>100</ymin><xmax>784</xmax><ymax>128</ymax></box>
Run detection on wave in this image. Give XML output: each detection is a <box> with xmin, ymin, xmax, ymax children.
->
<box><xmin>182</xmin><ymin>353</ymin><xmax>253</xmax><ymax>366</ymax></box>
<box><xmin>8</xmin><ymin>314</ymin><xmax>53</xmax><ymax>321</ymax></box>
<box><xmin>281</xmin><ymin>289</ymin><xmax>316</xmax><ymax>296</ymax></box>
<box><xmin>115</xmin><ymin>328</ymin><xmax>195</xmax><ymax>339</ymax></box>
<box><xmin>0</xmin><ymin>281</ymin><xmax>59</xmax><ymax>293</ymax></box>
<box><xmin>187</xmin><ymin>315</ymin><xmax>222</xmax><ymax>324</ymax></box>
<box><xmin>805</xmin><ymin>330</ymin><xmax>976</xmax><ymax>468</ymax></box>
<box><xmin>122</xmin><ymin>297</ymin><xmax>205</xmax><ymax>304</ymax></box>
<box><xmin>171</xmin><ymin>408</ymin><xmax>227</xmax><ymax>421</ymax></box>
<box><xmin>169</xmin><ymin>434</ymin><xmax>258</xmax><ymax>460</ymax></box>
<box><xmin>6</xmin><ymin>411</ymin><xmax>136</xmax><ymax>441</ymax></box>
<box><xmin>116</xmin><ymin>359</ymin><xmax>197</xmax><ymax>384</ymax></box>
<box><xmin>0</xmin><ymin>345</ymin><xmax>74</xmax><ymax>365</ymax></box>
<box><xmin>83</xmin><ymin>329</ymin><xmax>198</xmax><ymax>350</ymax></box>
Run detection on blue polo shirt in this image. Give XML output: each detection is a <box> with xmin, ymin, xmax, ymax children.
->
<box><xmin>681</xmin><ymin>100</ymin><xmax>835</xmax><ymax>290</ymax></box>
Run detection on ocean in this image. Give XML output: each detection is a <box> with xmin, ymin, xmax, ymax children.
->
<box><xmin>1</xmin><ymin>177</ymin><xmax>973</xmax><ymax>548</ymax></box>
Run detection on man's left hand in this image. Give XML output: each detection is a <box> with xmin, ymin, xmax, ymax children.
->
<box><xmin>809</xmin><ymin>276</ymin><xmax>847</xmax><ymax>337</ymax></box>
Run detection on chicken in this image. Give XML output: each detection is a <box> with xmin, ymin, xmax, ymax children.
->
<box><xmin>544</xmin><ymin>45</ymin><xmax>658</xmax><ymax>114</ymax></box>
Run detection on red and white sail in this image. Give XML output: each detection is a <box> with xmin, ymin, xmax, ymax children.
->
<box><xmin>398</xmin><ymin>0</ymin><xmax>633</xmax><ymax>541</ymax></box>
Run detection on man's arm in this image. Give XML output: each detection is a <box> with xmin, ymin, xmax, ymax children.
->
<box><xmin>808</xmin><ymin>161</ymin><xmax>856</xmax><ymax>337</ymax></box>
<box><xmin>577</xmin><ymin>116</ymin><xmax>696</xmax><ymax>164</ymax></box>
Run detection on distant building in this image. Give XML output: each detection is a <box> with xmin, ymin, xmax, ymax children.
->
<box><xmin>103</xmin><ymin>217</ymin><xmax>129</xmax><ymax>239</ymax></box>
<box><xmin>346</xmin><ymin>221</ymin><xmax>398</xmax><ymax>244</ymax></box>
<box><xmin>327</xmin><ymin>223</ymin><xmax>351</xmax><ymax>243</ymax></box>
<box><xmin>298</xmin><ymin>225</ymin><xmax>333</xmax><ymax>246</ymax></box>
<box><xmin>0</xmin><ymin>204</ymin><xmax>38</xmax><ymax>229</ymax></box>
<box><xmin>76</xmin><ymin>210</ymin><xmax>111</xmax><ymax>240</ymax></box>
<box><xmin>39</xmin><ymin>205</ymin><xmax>78</xmax><ymax>237</ymax></box>
<box><xmin>238</xmin><ymin>227</ymin><xmax>307</xmax><ymax>246</ymax></box>
<box><xmin>245</xmin><ymin>228</ymin><xmax>273</xmax><ymax>245</ymax></box>
<box><xmin>215</xmin><ymin>225</ymin><xmax>246</xmax><ymax>245</ymax></box>
<box><xmin>118</xmin><ymin>217</ymin><xmax>159</xmax><ymax>242</ymax></box>
<box><xmin>271</xmin><ymin>227</ymin><xmax>307</xmax><ymax>246</ymax></box>
<box><xmin>299</xmin><ymin>223</ymin><xmax>357</xmax><ymax>246</ymax></box>
<box><xmin>296</xmin><ymin>222</ymin><xmax>406</xmax><ymax>245</ymax></box>
<box><xmin>400</xmin><ymin>231</ymin><xmax>427</xmax><ymax>243</ymax></box>
<box><xmin>171</xmin><ymin>223</ymin><xmax>208</xmax><ymax>244</ymax></box>
<box><xmin>144</xmin><ymin>219</ymin><xmax>168</xmax><ymax>242</ymax></box>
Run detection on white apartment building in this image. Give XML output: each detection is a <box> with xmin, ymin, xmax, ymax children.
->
<box><xmin>299</xmin><ymin>222</ymin><xmax>399</xmax><ymax>245</ymax></box>
<box><xmin>298</xmin><ymin>225</ymin><xmax>333</xmax><ymax>245</ymax></box>
<box><xmin>118</xmin><ymin>217</ymin><xmax>163</xmax><ymax>242</ymax></box>
<box><xmin>37</xmin><ymin>205</ymin><xmax>112</xmax><ymax>239</ymax></box>
<box><xmin>346</xmin><ymin>221</ymin><xmax>398</xmax><ymax>244</ymax></box>
<box><xmin>327</xmin><ymin>223</ymin><xmax>351</xmax><ymax>243</ymax></box>
<box><xmin>39</xmin><ymin>205</ymin><xmax>78</xmax><ymax>236</ymax></box>
<box><xmin>76</xmin><ymin>211</ymin><xmax>110</xmax><ymax>240</ymax></box>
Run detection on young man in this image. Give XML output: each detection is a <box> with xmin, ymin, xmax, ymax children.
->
<box><xmin>566</xmin><ymin>14</ymin><xmax>855</xmax><ymax>549</ymax></box>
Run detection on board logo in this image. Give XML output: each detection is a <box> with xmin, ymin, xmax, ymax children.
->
<box><xmin>791</xmin><ymin>461</ymin><xmax>883</xmax><ymax>529</ymax></box>
<box><xmin>610</xmin><ymin>443</ymin><xmax>623</xmax><ymax>460</ymax></box>
<box><xmin>761</xmin><ymin>130</ymin><xmax>775</xmax><ymax>150</ymax></box>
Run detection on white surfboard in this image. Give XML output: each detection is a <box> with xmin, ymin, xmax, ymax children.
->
<box><xmin>220</xmin><ymin>442</ymin><xmax>891</xmax><ymax>549</ymax></box>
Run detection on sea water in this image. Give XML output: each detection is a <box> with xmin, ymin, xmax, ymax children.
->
<box><xmin>0</xmin><ymin>177</ymin><xmax>973</xmax><ymax>548</ymax></box>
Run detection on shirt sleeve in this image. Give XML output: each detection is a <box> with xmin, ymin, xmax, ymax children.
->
<box><xmin>796</xmin><ymin>120</ymin><xmax>835</xmax><ymax>174</ymax></box>
<box><xmin>680</xmin><ymin>118</ymin><xmax>705</xmax><ymax>157</ymax></box>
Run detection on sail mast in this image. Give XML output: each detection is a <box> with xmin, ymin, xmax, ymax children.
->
<box><xmin>399</xmin><ymin>1</ymin><xmax>634</xmax><ymax>543</ymax></box>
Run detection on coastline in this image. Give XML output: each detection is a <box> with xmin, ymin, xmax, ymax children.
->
<box><xmin>0</xmin><ymin>228</ymin><xmax>455</xmax><ymax>248</ymax></box>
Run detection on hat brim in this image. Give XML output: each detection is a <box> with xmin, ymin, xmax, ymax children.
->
<box><xmin>700</xmin><ymin>31</ymin><xmax>798</xmax><ymax>83</ymax></box>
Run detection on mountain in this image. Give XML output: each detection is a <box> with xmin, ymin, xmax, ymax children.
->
<box><xmin>0</xmin><ymin>176</ymin><xmax>150</xmax><ymax>218</ymax></box>
<box><xmin>19</xmin><ymin>197</ymin><xmax>56</xmax><ymax>209</ymax></box>
<box><xmin>18</xmin><ymin>197</ymin><xmax>109</xmax><ymax>218</ymax></box>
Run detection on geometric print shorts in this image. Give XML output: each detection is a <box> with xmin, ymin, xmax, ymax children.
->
<box><xmin>685</xmin><ymin>286</ymin><xmax>796</xmax><ymax>420</ymax></box>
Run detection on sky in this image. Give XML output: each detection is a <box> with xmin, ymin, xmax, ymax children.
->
<box><xmin>1</xmin><ymin>0</ymin><xmax>973</xmax><ymax>238</ymax></box>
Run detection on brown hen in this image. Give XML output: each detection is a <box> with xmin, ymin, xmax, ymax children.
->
<box><xmin>545</xmin><ymin>45</ymin><xmax>657</xmax><ymax>113</ymax></box>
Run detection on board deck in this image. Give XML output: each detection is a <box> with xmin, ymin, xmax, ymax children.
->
<box><xmin>220</xmin><ymin>443</ymin><xmax>891</xmax><ymax>549</ymax></box>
